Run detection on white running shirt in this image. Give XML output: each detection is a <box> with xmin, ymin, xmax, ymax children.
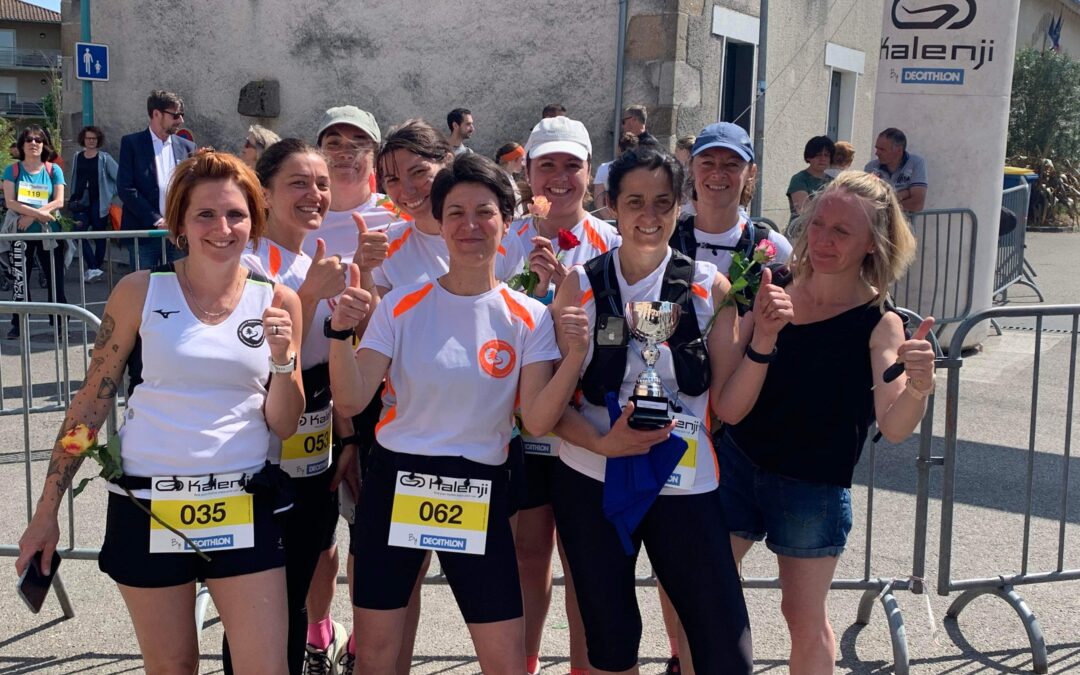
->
<box><xmin>360</xmin><ymin>281</ymin><xmax>562</xmax><ymax>466</ymax></box>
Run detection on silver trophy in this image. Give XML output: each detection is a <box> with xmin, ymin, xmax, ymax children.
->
<box><xmin>625</xmin><ymin>301</ymin><xmax>682</xmax><ymax>430</ymax></box>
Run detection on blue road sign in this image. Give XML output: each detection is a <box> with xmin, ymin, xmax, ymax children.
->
<box><xmin>74</xmin><ymin>42</ymin><xmax>109</xmax><ymax>82</ymax></box>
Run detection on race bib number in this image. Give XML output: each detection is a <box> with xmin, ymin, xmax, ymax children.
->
<box><xmin>280</xmin><ymin>405</ymin><xmax>332</xmax><ymax>477</ymax></box>
<box><xmin>17</xmin><ymin>183</ymin><xmax>49</xmax><ymax>208</ymax></box>
<box><xmin>521</xmin><ymin>433</ymin><xmax>559</xmax><ymax>457</ymax></box>
<box><xmin>149</xmin><ymin>473</ymin><xmax>254</xmax><ymax>553</ymax></box>
<box><xmin>388</xmin><ymin>471</ymin><xmax>491</xmax><ymax>556</ymax></box>
<box><xmin>665</xmin><ymin>414</ymin><xmax>700</xmax><ymax>490</ymax></box>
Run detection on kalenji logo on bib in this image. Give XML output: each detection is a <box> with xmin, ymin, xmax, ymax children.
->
<box><xmin>478</xmin><ymin>339</ymin><xmax>516</xmax><ymax>378</ymax></box>
<box><xmin>891</xmin><ymin>0</ymin><xmax>975</xmax><ymax>30</ymax></box>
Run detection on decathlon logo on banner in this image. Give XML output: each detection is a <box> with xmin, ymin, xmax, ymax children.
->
<box><xmin>891</xmin><ymin>0</ymin><xmax>976</xmax><ymax>30</ymax></box>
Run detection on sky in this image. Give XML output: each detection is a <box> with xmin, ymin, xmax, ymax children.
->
<box><xmin>23</xmin><ymin>0</ymin><xmax>60</xmax><ymax>12</ymax></box>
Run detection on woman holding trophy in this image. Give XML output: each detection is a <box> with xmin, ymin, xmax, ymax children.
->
<box><xmin>548</xmin><ymin>147</ymin><xmax>783</xmax><ymax>674</ymax></box>
<box><xmin>328</xmin><ymin>153</ymin><xmax>587</xmax><ymax>672</ymax></box>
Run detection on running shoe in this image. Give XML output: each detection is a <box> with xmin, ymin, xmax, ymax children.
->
<box><xmin>336</xmin><ymin>650</ymin><xmax>355</xmax><ymax>675</ymax></box>
<box><xmin>304</xmin><ymin>620</ymin><xmax>346</xmax><ymax>674</ymax></box>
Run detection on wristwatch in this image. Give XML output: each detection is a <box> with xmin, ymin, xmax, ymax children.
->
<box><xmin>268</xmin><ymin>353</ymin><xmax>297</xmax><ymax>373</ymax></box>
<box><xmin>323</xmin><ymin>316</ymin><xmax>354</xmax><ymax>341</ymax></box>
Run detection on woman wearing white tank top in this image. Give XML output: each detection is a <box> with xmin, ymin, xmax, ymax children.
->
<box><xmin>17</xmin><ymin>151</ymin><xmax>304</xmax><ymax>675</ymax></box>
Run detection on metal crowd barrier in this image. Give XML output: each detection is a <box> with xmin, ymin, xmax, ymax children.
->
<box><xmin>938</xmin><ymin>305</ymin><xmax>1080</xmax><ymax>675</ymax></box>
<box><xmin>0</xmin><ymin>229</ymin><xmax>174</xmax><ymax>320</ymax></box>
<box><xmin>891</xmin><ymin>209</ymin><xmax>979</xmax><ymax>331</ymax></box>
<box><xmin>995</xmin><ymin>184</ymin><xmax>1044</xmax><ymax>304</ymax></box>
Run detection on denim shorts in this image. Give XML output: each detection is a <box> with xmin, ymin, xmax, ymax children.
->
<box><xmin>716</xmin><ymin>432</ymin><xmax>852</xmax><ymax>558</ymax></box>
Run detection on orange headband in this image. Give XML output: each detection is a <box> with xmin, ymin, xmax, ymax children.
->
<box><xmin>500</xmin><ymin>146</ymin><xmax>525</xmax><ymax>162</ymax></box>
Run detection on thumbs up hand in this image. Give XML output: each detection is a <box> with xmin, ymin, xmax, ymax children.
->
<box><xmin>262</xmin><ymin>292</ymin><xmax>293</xmax><ymax>363</ymax></box>
<box><xmin>299</xmin><ymin>238</ymin><xmax>347</xmax><ymax>302</ymax></box>
<box><xmin>557</xmin><ymin>285</ymin><xmax>590</xmax><ymax>357</ymax></box>
<box><xmin>896</xmin><ymin>316</ymin><xmax>936</xmax><ymax>394</ymax></box>
<box><xmin>750</xmin><ymin>266</ymin><xmax>793</xmax><ymax>340</ymax></box>
<box><xmin>354</xmin><ymin>213</ymin><xmax>389</xmax><ymax>273</ymax></box>
<box><xmin>330</xmin><ymin>263</ymin><xmax>373</xmax><ymax>333</ymax></box>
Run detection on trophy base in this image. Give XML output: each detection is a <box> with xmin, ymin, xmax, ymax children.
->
<box><xmin>628</xmin><ymin>394</ymin><xmax>672</xmax><ymax>430</ymax></box>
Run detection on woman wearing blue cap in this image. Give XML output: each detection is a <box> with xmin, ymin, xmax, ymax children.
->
<box><xmin>669</xmin><ymin>122</ymin><xmax>792</xmax><ymax>280</ymax></box>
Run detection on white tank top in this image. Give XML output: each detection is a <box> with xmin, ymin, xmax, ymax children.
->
<box><xmin>118</xmin><ymin>265</ymin><xmax>275</xmax><ymax>480</ymax></box>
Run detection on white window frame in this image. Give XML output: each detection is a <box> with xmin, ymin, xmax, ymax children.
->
<box><xmin>712</xmin><ymin>7</ymin><xmax>760</xmax><ymax>131</ymax></box>
<box><xmin>824</xmin><ymin>43</ymin><xmax>865</xmax><ymax>142</ymax></box>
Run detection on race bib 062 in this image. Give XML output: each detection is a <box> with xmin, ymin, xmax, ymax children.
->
<box><xmin>388</xmin><ymin>471</ymin><xmax>491</xmax><ymax>556</ymax></box>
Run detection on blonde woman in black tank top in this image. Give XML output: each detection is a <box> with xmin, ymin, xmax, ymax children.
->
<box><xmin>713</xmin><ymin>171</ymin><xmax>936</xmax><ymax>674</ymax></box>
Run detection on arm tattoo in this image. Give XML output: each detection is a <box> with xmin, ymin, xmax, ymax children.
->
<box><xmin>93</xmin><ymin>313</ymin><xmax>116</xmax><ymax>352</ymax></box>
<box><xmin>97</xmin><ymin>377</ymin><xmax>118</xmax><ymax>400</ymax></box>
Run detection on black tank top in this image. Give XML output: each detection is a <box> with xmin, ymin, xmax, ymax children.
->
<box><xmin>728</xmin><ymin>299</ymin><xmax>890</xmax><ymax>488</ymax></box>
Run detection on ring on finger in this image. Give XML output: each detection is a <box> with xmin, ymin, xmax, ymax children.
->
<box><xmin>272</xmin><ymin>325</ymin><xmax>279</xmax><ymax>336</ymax></box>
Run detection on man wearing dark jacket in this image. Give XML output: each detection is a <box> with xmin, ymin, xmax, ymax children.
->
<box><xmin>117</xmin><ymin>89</ymin><xmax>196</xmax><ymax>270</ymax></box>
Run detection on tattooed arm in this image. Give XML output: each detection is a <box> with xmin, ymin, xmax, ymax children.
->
<box><xmin>16</xmin><ymin>273</ymin><xmax>146</xmax><ymax>576</ymax></box>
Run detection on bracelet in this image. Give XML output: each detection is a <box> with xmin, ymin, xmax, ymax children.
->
<box><xmin>338</xmin><ymin>433</ymin><xmax>363</xmax><ymax>447</ymax></box>
<box><xmin>745</xmin><ymin>344</ymin><xmax>777</xmax><ymax>364</ymax></box>
<box><xmin>904</xmin><ymin>375</ymin><xmax>935</xmax><ymax>400</ymax></box>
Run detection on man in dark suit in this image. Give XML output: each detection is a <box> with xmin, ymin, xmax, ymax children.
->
<box><xmin>117</xmin><ymin>89</ymin><xmax>196</xmax><ymax>270</ymax></box>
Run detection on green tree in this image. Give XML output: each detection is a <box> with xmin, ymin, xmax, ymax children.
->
<box><xmin>1008</xmin><ymin>48</ymin><xmax>1080</xmax><ymax>227</ymax></box>
<box><xmin>1008</xmin><ymin>48</ymin><xmax>1080</xmax><ymax>162</ymax></box>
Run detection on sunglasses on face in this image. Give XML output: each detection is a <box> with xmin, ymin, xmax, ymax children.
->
<box><xmin>25</xmin><ymin>137</ymin><xmax>45</xmax><ymax>144</ymax></box>
<box><xmin>161</xmin><ymin>110</ymin><xmax>184</xmax><ymax>120</ymax></box>
<box><xmin>243</xmin><ymin>139</ymin><xmax>256</xmax><ymax>150</ymax></box>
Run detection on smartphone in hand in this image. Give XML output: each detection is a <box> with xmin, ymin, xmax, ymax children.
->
<box><xmin>17</xmin><ymin>550</ymin><xmax>61</xmax><ymax>614</ymax></box>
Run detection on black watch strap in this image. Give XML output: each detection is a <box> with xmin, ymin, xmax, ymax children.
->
<box><xmin>338</xmin><ymin>433</ymin><xmax>363</xmax><ymax>447</ymax></box>
<box><xmin>323</xmin><ymin>316</ymin><xmax>354</xmax><ymax>341</ymax></box>
<box><xmin>745</xmin><ymin>343</ymin><xmax>777</xmax><ymax>364</ymax></box>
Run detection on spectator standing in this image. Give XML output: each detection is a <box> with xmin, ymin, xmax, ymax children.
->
<box><xmin>592</xmin><ymin>132</ymin><xmax>638</xmax><ymax>220</ymax></box>
<box><xmin>621</xmin><ymin>104</ymin><xmax>659</xmax><ymax>147</ymax></box>
<box><xmin>68</xmin><ymin>125</ymin><xmax>119</xmax><ymax>283</ymax></box>
<box><xmin>495</xmin><ymin>142</ymin><xmax>526</xmax><ymax>218</ymax></box>
<box><xmin>826</xmin><ymin>140</ymin><xmax>855</xmax><ymax>178</ymax></box>
<box><xmin>117</xmin><ymin>90</ymin><xmax>197</xmax><ymax>270</ymax></box>
<box><xmin>2</xmin><ymin>125</ymin><xmax>66</xmax><ymax>338</ymax></box>
<box><xmin>864</xmin><ymin>128</ymin><xmax>928</xmax><ymax>212</ymax></box>
<box><xmin>240</xmin><ymin>124</ymin><xmax>282</xmax><ymax>169</ymax></box>
<box><xmin>786</xmin><ymin>135</ymin><xmax>835</xmax><ymax>225</ymax></box>
<box><xmin>446</xmin><ymin>108</ymin><xmax>474</xmax><ymax>156</ymax></box>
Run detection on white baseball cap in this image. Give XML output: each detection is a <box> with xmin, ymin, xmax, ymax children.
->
<box><xmin>524</xmin><ymin>116</ymin><xmax>592</xmax><ymax>161</ymax></box>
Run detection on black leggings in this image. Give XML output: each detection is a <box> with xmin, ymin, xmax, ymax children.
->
<box><xmin>552</xmin><ymin>461</ymin><xmax>754</xmax><ymax>673</ymax></box>
<box><xmin>222</xmin><ymin>467</ymin><xmax>338</xmax><ymax>675</ymax></box>
<box><xmin>9</xmin><ymin>239</ymin><xmax>66</xmax><ymax>324</ymax></box>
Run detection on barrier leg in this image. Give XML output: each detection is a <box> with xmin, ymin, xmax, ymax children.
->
<box><xmin>194</xmin><ymin>582</ymin><xmax>213</xmax><ymax>640</ymax></box>
<box><xmin>51</xmin><ymin>570</ymin><xmax>75</xmax><ymax>619</ymax></box>
<box><xmin>947</xmin><ymin>586</ymin><xmax>1048</xmax><ymax>674</ymax></box>
<box><xmin>855</xmin><ymin>585</ymin><xmax>910</xmax><ymax>675</ymax></box>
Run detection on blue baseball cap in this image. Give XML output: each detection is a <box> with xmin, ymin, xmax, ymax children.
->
<box><xmin>692</xmin><ymin>122</ymin><xmax>754</xmax><ymax>162</ymax></box>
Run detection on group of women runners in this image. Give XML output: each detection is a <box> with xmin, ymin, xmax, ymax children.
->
<box><xmin>15</xmin><ymin>106</ymin><xmax>937</xmax><ymax>675</ymax></box>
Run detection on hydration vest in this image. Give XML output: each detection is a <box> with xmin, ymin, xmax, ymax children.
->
<box><xmin>669</xmin><ymin>215</ymin><xmax>770</xmax><ymax>314</ymax></box>
<box><xmin>580</xmin><ymin>249</ymin><xmax>710</xmax><ymax>407</ymax></box>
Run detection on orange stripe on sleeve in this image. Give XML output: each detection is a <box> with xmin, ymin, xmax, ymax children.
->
<box><xmin>500</xmin><ymin>288</ymin><xmax>536</xmax><ymax>330</ymax></box>
<box><xmin>691</xmin><ymin>283</ymin><xmax>708</xmax><ymax>299</ymax></box>
<box><xmin>582</xmin><ymin>220</ymin><xmax>609</xmax><ymax>253</ymax></box>
<box><xmin>268</xmin><ymin>245</ymin><xmax>282</xmax><ymax>278</ymax></box>
<box><xmin>392</xmin><ymin>282</ymin><xmax>434</xmax><ymax>317</ymax></box>
<box><xmin>385</xmin><ymin>227</ymin><xmax>413</xmax><ymax>259</ymax></box>
<box><xmin>498</xmin><ymin>244</ymin><xmax>507</xmax><ymax>256</ymax></box>
<box><xmin>581</xmin><ymin>288</ymin><xmax>594</xmax><ymax>305</ymax></box>
<box><xmin>374</xmin><ymin>405</ymin><xmax>396</xmax><ymax>436</ymax></box>
<box><xmin>517</xmin><ymin>222</ymin><xmax>530</xmax><ymax>237</ymax></box>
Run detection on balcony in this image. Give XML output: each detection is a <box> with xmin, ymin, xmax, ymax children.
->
<box><xmin>0</xmin><ymin>93</ymin><xmax>44</xmax><ymax>118</ymax></box>
<box><xmin>0</xmin><ymin>47</ymin><xmax>61</xmax><ymax>71</ymax></box>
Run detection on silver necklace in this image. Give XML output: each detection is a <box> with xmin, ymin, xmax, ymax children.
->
<box><xmin>180</xmin><ymin>263</ymin><xmax>243</xmax><ymax>319</ymax></box>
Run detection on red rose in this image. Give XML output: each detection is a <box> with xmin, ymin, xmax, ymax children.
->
<box><xmin>556</xmin><ymin>228</ymin><xmax>581</xmax><ymax>251</ymax></box>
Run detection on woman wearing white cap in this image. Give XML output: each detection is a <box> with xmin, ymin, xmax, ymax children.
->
<box><xmin>511</xmin><ymin>115</ymin><xmax>621</xmax><ymax>675</ymax></box>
